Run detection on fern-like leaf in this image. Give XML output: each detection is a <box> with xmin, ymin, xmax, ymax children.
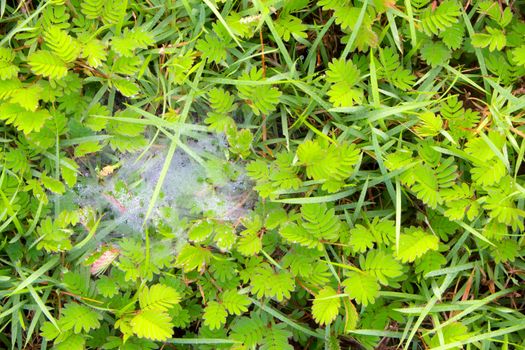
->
<box><xmin>28</xmin><ymin>50</ymin><xmax>68</xmax><ymax>79</ymax></box>
<box><xmin>102</xmin><ymin>1</ymin><xmax>127</xmax><ymax>24</ymax></box>
<box><xmin>80</xmin><ymin>0</ymin><xmax>105</xmax><ymax>19</ymax></box>
<box><xmin>377</xmin><ymin>47</ymin><xmax>416</xmax><ymax>90</ymax></box>
<box><xmin>0</xmin><ymin>103</ymin><xmax>52</xmax><ymax>134</ymax></box>
<box><xmin>297</xmin><ymin>139</ymin><xmax>360</xmax><ymax>192</ymax></box>
<box><xmin>395</xmin><ymin>229</ymin><xmax>439</xmax><ymax>263</ymax></box>
<box><xmin>329</xmin><ymin>84</ymin><xmax>365</xmax><ymax>107</ymax></box>
<box><xmin>112</xmin><ymin>27</ymin><xmax>154</xmax><ymax>57</ymax></box>
<box><xmin>130</xmin><ymin>310</ymin><xmax>173</xmax><ymax>341</ymax></box>
<box><xmin>466</xmin><ymin>131</ymin><xmax>506</xmax><ymax>161</ymax></box>
<box><xmin>420</xmin><ymin>41</ymin><xmax>451</xmax><ymax>66</ymax></box>
<box><xmin>81</xmin><ymin>39</ymin><xmax>106</xmax><ymax>67</ymax></box>
<box><xmin>414</xmin><ymin>112</ymin><xmax>443</xmax><ymax>137</ymax></box>
<box><xmin>440</xmin><ymin>95</ymin><xmax>480</xmax><ymax>140</ymax></box>
<box><xmin>0</xmin><ymin>47</ymin><xmax>19</xmax><ymax>80</ymax></box>
<box><xmin>167</xmin><ymin>51</ymin><xmax>195</xmax><ymax>84</ymax></box>
<box><xmin>390</xmin><ymin>68</ymin><xmax>416</xmax><ymax>91</ymax></box>
<box><xmin>205</xmin><ymin>88</ymin><xmax>236</xmax><ymax>132</ymax></box>
<box><xmin>412</xmin><ymin>0</ymin><xmax>431</xmax><ymax>10</ymax></box>
<box><xmin>250</xmin><ymin>267</ymin><xmax>295</xmax><ymax>301</ymax></box>
<box><xmin>223</xmin><ymin>11</ymin><xmax>255</xmax><ymax>38</ymax></box>
<box><xmin>415</xmin><ymin>251</ymin><xmax>446</xmax><ymax>276</ymax></box>
<box><xmin>477</xmin><ymin>1</ymin><xmax>513</xmax><ymax>27</ymax></box>
<box><xmin>60</xmin><ymin>303</ymin><xmax>102</xmax><ymax>334</ymax></box>
<box><xmin>349</xmin><ymin>225</ymin><xmax>375</xmax><ymax>253</ymax></box>
<box><xmin>213</xmin><ymin>223</ymin><xmax>237</xmax><ymax>251</ymax></box>
<box><xmin>485</xmin><ymin>51</ymin><xmax>525</xmax><ymax>85</ymax></box>
<box><xmin>274</xmin><ymin>14</ymin><xmax>307</xmax><ymax>41</ymax></box>
<box><xmin>44</xmin><ymin>26</ymin><xmax>81</xmax><ymax>63</ymax></box>
<box><xmin>139</xmin><ymin>284</ymin><xmax>181</xmax><ymax>311</ymax></box>
<box><xmin>10</xmin><ymin>85</ymin><xmax>42</xmax><ymax>112</ymax></box>
<box><xmin>301</xmin><ymin>203</ymin><xmax>341</xmax><ymax>241</ymax></box>
<box><xmin>112</xmin><ymin>56</ymin><xmax>141</xmax><ymax>75</ymax></box>
<box><xmin>261</xmin><ymin>324</ymin><xmax>293</xmax><ymax>350</ymax></box>
<box><xmin>484</xmin><ymin>190</ymin><xmax>525</xmax><ymax>231</ymax></box>
<box><xmin>439</xmin><ymin>22</ymin><xmax>465</xmax><ymax>50</ymax></box>
<box><xmin>221</xmin><ymin>289</ymin><xmax>251</xmax><ymax>315</ymax></box>
<box><xmin>208</xmin><ymin>87</ymin><xmax>235</xmax><ymax>114</ymax></box>
<box><xmin>53</xmin><ymin>334</ymin><xmax>85</xmax><ymax>350</ymax></box>
<box><xmin>203</xmin><ymin>301</ymin><xmax>228</xmax><ymax>330</ymax></box>
<box><xmin>236</xmin><ymin>231</ymin><xmax>262</xmax><ymax>256</ymax></box>
<box><xmin>420</xmin><ymin>0</ymin><xmax>461</xmax><ymax>36</ymax></box>
<box><xmin>280</xmin><ymin>223</ymin><xmax>323</xmax><ymax>249</ymax></box>
<box><xmin>490</xmin><ymin>239</ymin><xmax>520</xmax><ymax>264</ymax></box>
<box><xmin>280</xmin><ymin>203</ymin><xmax>341</xmax><ymax>249</ymax></box>
<box><xmin>0</xmin><ymin>79</ymin><xmax>22</xmax><ymax>99</ymax></box>
<box><xmin>196</xmin><ymin>32</ymin><xmax>235</xmax><ymax>63</ymax></box>
<box><xmin>361</xmin><ymin>249</ymin><xmax>403</xmax><ymax>286</ymax></box>
<box><xmin>230</xmin><ymin>316</ymin><xmax>266</xmax><ymax>347</ymax></box>
<box><xmin>471</xmin><ymin>158</ymin><xmax>506</xmax><ymax>186</ymax></box>
<box><xmin>96</xmin><ymin>276</ymin><xmax>119</xmax><ymax>297</ymax></box>
<box><xmin>411</xmin><ymin>164</ymin><xmax>441</xmax><ymax>207</ymax></box>
<box><xmin>342</xmin><ymin>272</ymin><xmax>380</xmax><ymax>306</ymax></box>
<box><xmin>237</xmin><ymin>68</ymin><xmax>282</xmax><ymax>115</ymax></box>
<box><xmin>512</xmin><ymin>45</ymin><xmax>525</xmax><ymax>67</ymax></box>
<box><xmin>326</xmin><ymin>57</ymin><xmax>360</xmax><ymax>85</ymax></box>
<box><xmin>39</xmin><ymin>6</ymin><xmax>70</xmax><ymax>31</ymax></box>
<box><xmin>188</xmin><ymin>220</ymin><xmax>213</xmax><ymax>242</ymax></box>
<box><xmin>112</xmin><ymin>78</ymin><xmax>139</xmax><ymax>97</ymax></box>
<box><xmin>175</xmin><ymin>245</ymin><xmax>212</xmax><ymax>272</ymax></box>
<box><xmin>312</xmin><ymin>286</ymin><xmax>341</xmax><ymax>326</ymax></box>
<box><xmin>326</xmin><ymin>58</ymin><xmax>364</xmax><ymax>107</ymax></box>
<box><xmin>472</xmin><ymin>26</ymin><xmax>507</xmax><ymax>52</ymax></box>
<box><xmin>409</xmin><ymin>158</ymin><xmax>457</xmax><ymax>208</ymax></box>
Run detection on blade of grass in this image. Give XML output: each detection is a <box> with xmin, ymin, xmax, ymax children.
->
<box><xmin>352</xmin><ymin>177</ymin><xmax>369</xmax><ymax>222</ymax></box>
<box><xmin>402</xmin><ymin>271</ymin><xmax>459</xmax><ymax>348</ymax></box>
<box><xmin>273</xmin><ymin>188</ymin><xmax>357</xmax><ymax>204</ymax></box>
<box><xmin>24</xmin><ymin>279</ymin><xmax>56</xmax><ymax>347</ymax></box>
<box><xmin>431</xmin><ymin>320</ymin><xmax>525</xmax><ymax>350</ymax></box>
<box><xmin>386</xmin><ymin>9</ymin><xmax>403</xmax><ymax>53</ymax></box>
<box><xmin>0</xmin><ymin>1</ymin><xmax>49</xmax><ymax>46</ymax></box>
<box><xmin>348</xmin><ymin>329</ymin><xmax>403</xmax><ymax>337</ymax></box>
<box><xmin>461</xmin><ymin>9</ymin><xmax>490</xmax><ymax>99</ymax></box>
<box><xmin>167</xmin><ymin>338</ymin><xmax>240</xmax><ymax>344</ymax></box>
<box><xmin>254</xmin><ymin>2</ymin><xmax>295</xmax><ymax>73</ymax></box>
<box><xmin>369</xmin><ymin>49</ymin><xmax>380</xmax><ymax>108</ymax></box>
<box><xmin>250</xmin><ymin>298</ymin><xmax>323</xmax><ymax>339</ymax></box>
<box><xmin>395</xmin><ymin>180</ymin><xmax>401</xmax><ymax>253</ymax></box>
<box><xmin>424</xmin><ymin>262</ymin><xmax>475</xmax><ymax>278</ymax></box>
<box><xmin>0</xmin><ymin>186</ymin><xmax>24</xmax><ymax>238</ymax></box>
<box><xmin>142</xmin><ymin>59</ymin><xmax>205</xmax><ymax>225</ymax></box>
<box><xmin>331</xmin><ymin>100</ymin><xmax>435</xmax><ymax>122</ymax></box>
<box><xmin>370</xmin><ymin>126</ymin><xmax>396</xmax><ymax>203</ymax></box>
<box><xmin>341</xmin><ymin>0</ymin><xmax>369</xmax><ymax>60</ymax></box>
<box><xmin>305</xmin><ymin>16</ymin><xmax>336</xmax><ymax>77</ymax></box>
<box><xmin>11</xmin><ymin>263</ymin><xmax>59</xmax><ymax>330</ymax></box>
<box><xmin>425</xmin><ymin>288</ymin><xmax>517</xmax><ymax>336</ymax></box>
<box><xmin>71</xmin><ymin>216</ymin><xmax>102</xmax><ymax>251</ymax></box>
<box><xmin>202</xmin><ymin>0</ymin><xmax>243</xmax><ymax>50</ymax></box>
<box><xmin>403</xmin><ymin>0</ymin><xmax>417</xmax><ymax>48</ymax></box>
<box><xmin>9</xmin><ymin>257</ymin><xmax>59</xmax><ymax>296</ymax></box>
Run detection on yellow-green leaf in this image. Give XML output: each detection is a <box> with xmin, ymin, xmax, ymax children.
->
<box><xmin>312</xmin><ymin>286</ymin><xmax>341</xmax><ymax>326</ymax></box>
<box><xmin>131</xmin><ymin>310</ymin><xmax>173</xmax><ymax>341</ymax></box>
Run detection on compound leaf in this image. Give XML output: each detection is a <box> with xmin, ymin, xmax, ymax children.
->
<box><xmin>139</xmin><ymin>284</ymin><xmax>181</xmax><ymax>311</ymax></box>
<box><xmin>312</xmin><ymin>286</ymin><xmax>341</xmax><ymax>326</ymax></box>
<box><xmin>130</xmin><ymin>310</ymin><xmax>173</xmax><ymax>341</ymax></box>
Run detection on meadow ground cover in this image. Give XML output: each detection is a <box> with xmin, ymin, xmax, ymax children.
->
<box><xmin>0</xmin><ymin>0</ymin><xmax>525</xmax><ymax>349</ymax></box>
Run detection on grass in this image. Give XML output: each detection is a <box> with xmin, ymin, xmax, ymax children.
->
<box><xmin>0</xmin><ymin>0</ymin><xmax>524</xmax><ymax>349</ymax></box>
